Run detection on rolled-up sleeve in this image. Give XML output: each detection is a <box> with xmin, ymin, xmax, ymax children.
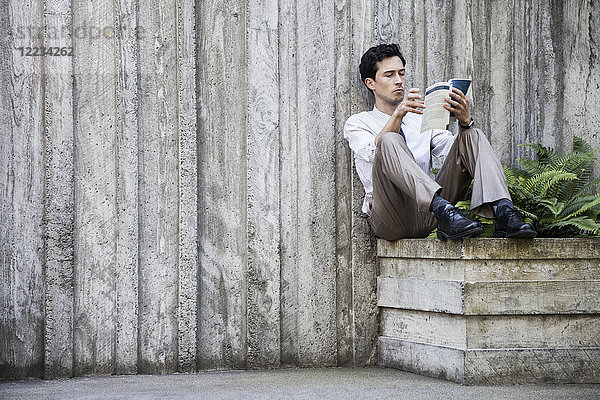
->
<box><xmin>344</xmin><ymin>116</ymin><xmax>376</xmax><ymax>163</ymax></box>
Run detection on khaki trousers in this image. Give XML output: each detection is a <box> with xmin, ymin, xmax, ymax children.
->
<box><xmin>369</xmin><ymin>128</ymin><xmax>510</xmax><ymax>240</ymax></box>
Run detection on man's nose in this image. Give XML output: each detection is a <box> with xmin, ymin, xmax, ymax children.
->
<box><xmin>394</xmin><ymin>73</ymin><xmax>403</xmax><ymax>84</ymax></box>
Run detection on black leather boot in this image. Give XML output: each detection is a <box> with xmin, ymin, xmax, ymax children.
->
<box><xmin>493</xmin><ymin>205</ymin><xmax>537</xmax><ymax>238</ymax></box>
<box><xmin>436</xmin><ymin>206</ymin><xmax>484</xmax><ymax>240</ymax></box>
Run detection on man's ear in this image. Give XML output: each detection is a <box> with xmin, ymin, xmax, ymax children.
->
<box><xmin>365</xmin><ymin>78</ymin><xmax>375</xmax><ymax>91</ymax></box>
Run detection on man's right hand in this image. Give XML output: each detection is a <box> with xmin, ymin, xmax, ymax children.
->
<box><xmin>394</xmin><ymin>87</ymin><xmax>425</xmax><ymax>119</ymax></box>
<box><xmin>375</xmin><ymin>88</ymin><xmax>425</xmax><ymax>145</ymax></box>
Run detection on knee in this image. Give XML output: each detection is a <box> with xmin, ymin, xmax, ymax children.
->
<box><xmin>458</xmin><ymin>127</ymin><xmax>485</xmax><ymax>146</ymax></box>
<box><xmin>378</xmin><ymin>131</ymin><xmax>402</xmax><ymax>150</ymax></box>
<box><xmin>460</xmin><ymin>127</ymin><xmax>481</xmax><ymax>139</ymax></box>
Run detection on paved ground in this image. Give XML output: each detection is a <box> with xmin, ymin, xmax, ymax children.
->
<box><xmin>1</xmin><ymin>367</ymin><xmax>599</xmax><ymax>400</ymax></box>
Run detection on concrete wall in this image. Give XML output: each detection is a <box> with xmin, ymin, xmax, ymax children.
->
<box><xmin>1</xmin><ymin>0</ymin><xmax>598</xmax><ymax>379</ymax></box>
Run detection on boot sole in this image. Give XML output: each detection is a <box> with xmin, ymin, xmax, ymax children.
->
<box><xmin>437</xmin><ymin>226</ymin><xmax>484</xmax><ymax>240</ymax></box>
<box><xmin>493</xmin><ymin>229</ymin><xmax>537</xmax><ymax>238</ymax></box>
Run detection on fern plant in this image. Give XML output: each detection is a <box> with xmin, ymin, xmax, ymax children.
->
<box><xmin>427</xmin><ymin>137</ymin><xmax>600</xmax><ymax>238</ymax></box>
<box><xmin>505</xmin><ymin>137</ymin><xmax>600</xmax><ymax>237</ymax></box>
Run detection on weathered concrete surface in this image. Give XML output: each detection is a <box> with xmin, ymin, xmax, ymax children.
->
<box><xmin>72</xmin><ymin>0</ymin><xmax>118</xmax><ymax>377</ymax></box>
<box><xmin>380</xmin><ymin>258</ymin><xmax>600</xmax><ymax>281</ymax></box>
<box><xmin>43</xmin><ymin>0</ymin><xmax>76</xmax><ymax>380</ymax></box>
<box><xmin>381</xmin><ymin>309</ymin><xmax>600</xmax><ymax>349</ymax></box>
<box><xmin>0</xmin><ymin>0</ymin><xmax>45</xmax><ymax>381</ymax></box>
<box><xmin>379</xmin><ymin>338</ymin><xmax>600</xmax><ymax>385</ymax></box>
<box><xmin>1</xmin><ymin>0</ymin><xmax>599</xmax><ymax>380</ymax></box>
<box><xmin>379</xmin><ymin>277</ymin><xmax>600</xmax><ymax>315</ymax></box>
<box><xmin>378</xmin><ymin>238</ymin><xmax>600</xmax><ymax>384</ymax></box>
<box><xmin>2</xmin><ymin>368</ymin><xmax>600</xmax><ymax>400</ymax></box>
<box><xmin>378</xmin><ymin>238</ymin><xmax>600</xmax><ymax>259</ymax></box>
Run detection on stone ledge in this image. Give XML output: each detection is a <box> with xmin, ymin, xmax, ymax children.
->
<box><xmin>377</xmin><ymin>238</ymin><xmax>600</xmax><ymax>259</ymax></box>
<box><xmin>378</xmin><ymin>277</ymin><xmax>600</xmax><ymax>315</ymax></box>
<box><xmin>380</xmin><ymin>309</ymin><xmax>600</xmax><ymax>349</ymax></box>
<box><xmin>379</xmin><ymin>257</ymin><xmax>600</xmax><ymax>281</ymax></box>
<box><xmin>379</xmin><ymin>337</ymin><xmax>600</xmax><ymax>385</ymax></box>
<box><xmin>377</xmin><ymin>238</ymin><xmax>600</xmax><ymax>384</ymax></box>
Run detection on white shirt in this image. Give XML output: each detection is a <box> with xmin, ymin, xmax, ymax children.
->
<box><xmin>344</xmin><ymin>106</ymin><xmax>455</xmax><ymax>214</ymax></box>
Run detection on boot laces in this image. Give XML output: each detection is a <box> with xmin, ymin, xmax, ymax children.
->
<box><xmin>502</xmin><ymin>207</ymin><xmax>524</xmax><ymax>222</ymax></box>
<box><xmin>446</xmin><ymin>207</ymin><xmax>466</xmax><ymax>218</ymax></box>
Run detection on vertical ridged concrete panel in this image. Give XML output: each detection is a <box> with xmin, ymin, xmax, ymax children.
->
<box><xmin>114</xmin><ymin>0</ymin><xmax>139</xmax><ymax>376</ymax></box>
<box><xmin>72</xmin><ymin>0</ymin><xmax>118</xmax><ymax>376</ymax></box>
<box><xmin>177</xmin><ymin>0</ymin><xmax>199</xmax><ymax>374</ymax></box>
<box><xmin>278</xmin><ymin>0</ymin><xmax>300</xmax><ymax>368</ymax></box>
<box><xmin>196</xmin><ymin>0</ymin><xmax>248</xmax><ymax>371</ymax></box>
<box><xmin>43</xmin><ymin>0</ymin><xmax>75</xmax><ymax>379</ymax></box>
<box><xmin>562</xmin><ymin>0</ymin><xmax>600</xmax><ymax>176</ymax></box>
<box><xmin>247</xmin><ymin>0</ymin><xmax>281</xmax><ymax>369</ymax></box>
<box><xmin>470</xmin><ymin>0</ymin><xmax>514</xmax><ymax>165</ymax></box>
<box><xmin>137</xmin><ymin>0</ymin><xmax>180</xmax><ymax>374</ymax></box>
<box><xmin>295</xmin><ymin>0</ymin><xmax>337</xmax><ymax>367</ymax></box>
<box><xmin>333</xmin><ymin>0</ymin><xmax>353</xmax><ymax>366</ymax></box>
<box><xmin>0</xmin><ymin>0</ymin><xmax>45</xmax><ymax>380</ymax></box>
<box><xmin>350</xmin><ymin>0</ymin><xmax>379</xmax><ymax>367</ymax></box>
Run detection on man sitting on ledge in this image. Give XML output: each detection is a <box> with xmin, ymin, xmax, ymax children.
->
<box><xmin>344</xmin><ymin>43</ymin><xmax>537</xmax><ymax>240</ymax></box>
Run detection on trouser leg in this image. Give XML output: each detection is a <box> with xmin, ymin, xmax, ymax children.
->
<box><xmin>435</xmin><ymin>128</ymin><xmax>510</xmax><ymax>219</ymax></box>
<box><xmin>369</xmin><ymin>128</ymin><xmax>510</xmax><ymax>240</ymax></box>
<box><xmin>369</xmin><ymin>132</ymin><xmax>440</xmax><ymax>240</ymax></box>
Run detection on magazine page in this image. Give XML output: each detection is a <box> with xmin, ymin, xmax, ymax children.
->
<box><xmin>420</xmin><ymin>82</ymin><xmax>451</xmax><ymax>133</ymax></box>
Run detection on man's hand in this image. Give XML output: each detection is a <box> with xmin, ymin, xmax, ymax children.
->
<box><xmin>375</xmin><ymin>88</ymin><xmax>425</xmax><ymax>145</ymax></box>
<box><xmin>444</xmin><ymin>87</ymin><xmax>471</xmax><ymax>126</ymax></box>
<box><xmin>394</xmin><ymin>87</ymin><xmax>425</xmax><ymax>118</ymax></box>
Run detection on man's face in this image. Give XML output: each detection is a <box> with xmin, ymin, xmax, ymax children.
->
<box><xmin>365</xmin><ymin>56</ymin><xmax>406</xmax><ymax>106</ymax></box>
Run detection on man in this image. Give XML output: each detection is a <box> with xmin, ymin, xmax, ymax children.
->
<box><xmin>344</xmin><ymin>43</ymin><xmax>536</xmax><ymax>240</ymax></box>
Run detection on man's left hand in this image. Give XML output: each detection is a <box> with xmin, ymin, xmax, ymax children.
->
<box><xmin>444</xmin><ymin>87</ymin><xmax>471</xmax><ymax>126</ymax></box>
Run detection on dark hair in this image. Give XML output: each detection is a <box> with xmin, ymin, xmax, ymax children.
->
<box><xmin>359</xmin><ymin>44</ymin><xmax>406</xmax><ymax>85</ymax></box>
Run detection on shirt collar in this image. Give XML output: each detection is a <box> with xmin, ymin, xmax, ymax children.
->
<box><xmin>371</xmin><ymin>105</ymin><xmax>392</xmax><ymax>123</ymax></box>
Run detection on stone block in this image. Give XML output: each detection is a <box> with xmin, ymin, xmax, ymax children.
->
<box><xmin>377</xmin><ymin>238</ymin><xmax>600</xmax><ymax>384</ymax></box>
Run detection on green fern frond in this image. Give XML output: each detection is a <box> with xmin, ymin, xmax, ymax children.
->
<box><xmin>504</xmin><ymin>167</ymin><xmax>519</xmax><ymax>186</ymax></box>
<box><xmin>517</xmin><ymin>159</ymin><xmax>547</xmax><ymax>177</ymax></box>
<box><xmin>518</xmin><ymin>142</ymin><xmax>554</xmax><ymax>161</ymax></box>
<box><xmin>529</xmin><ymin>198</ymin><xmax>559</xmax><ymax>219</ymax></box>
<box><xmin>576</xmin><ymin>176</ymin><xmax>600</xmax><ymax>196</ymax></box>
<box><xmin>454</xmin><ymin>200</ymin><xmax>471</xmax><ymax>210</ymax></box>
<box><xmin>549</xmin><ymin>150</ymin><xmax>594</xmax><ymax>198</ymax></box>
<box><xmin>513</xmin><ymin>206</ymin><xmax>538</xmax><ymax>223</ymax></box>
<box><xmin>544</xmin><ymin>217</ymin><xmax>600</xmax><ymax>236</ymax></box>
<box><xmin>574</xmin><ymin>136</ymin><xmax>595</xmax><ymax>154</ymax></box>
<box><xmin>537</xmin><ymin>198</ymin><xmax>565</xmax><ymax>217</ymax></box>
<box><xmin>560</xmin><ymin>172</ymin><xmax>593</xmax><ymax>199</ymax></box>
<box><xmin>559</xmin><ymin>195</ymin><xmax>600</xmax><ymax>221</ymax></box>
<box><xmin>560</xmin><ymin>194</ymin><xmax>600</xmax><ymax>217</ymax></box>
<box><xmin>481</xmin><ymin>222</ymin><xmax>496</xmax><ymax>238</ymax></box>
<box><xmin>453</xmin><ymin>200</ymin><xmax>495</xmax><ymax>237</ymax></box>
<box><xmin>523</xmin><ymin>171</ymin><xmax>577</xmax><ymax>198</ymax></box>
<box><xmin>549</xmin><ymin>151</ymin><xmax>594</xmax><ymax>173</ymax></box>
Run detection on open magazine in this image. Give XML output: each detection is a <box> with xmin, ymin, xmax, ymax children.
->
<box><xmin>420</xmin><ymin>78</ymin><xmax>471</xmax><ymax>133</ymax></box>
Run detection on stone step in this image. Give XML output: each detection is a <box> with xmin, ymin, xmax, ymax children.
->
<box><xmin>380</xmin><ymin>308</ymin><xmax>600</xmax><ymax>349</ymax></box>
<box><xmin>378</xmin><ymin>276</ymin><xmax>600</xmax><ymax>315</ymax></box>
<box><xmin>377</xmin><ymin>238</ymin><xmax>600</xmax><ymax>260</ymax></box>
<box><xmin>379</xmin><ymin>257</ymin><xmax>600</xmax><ymax>281</ymax></box>
<box><xmin>378</xmin><ymin>337</ymin><xmax>600</xmax><ymax>385</ymax></box>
